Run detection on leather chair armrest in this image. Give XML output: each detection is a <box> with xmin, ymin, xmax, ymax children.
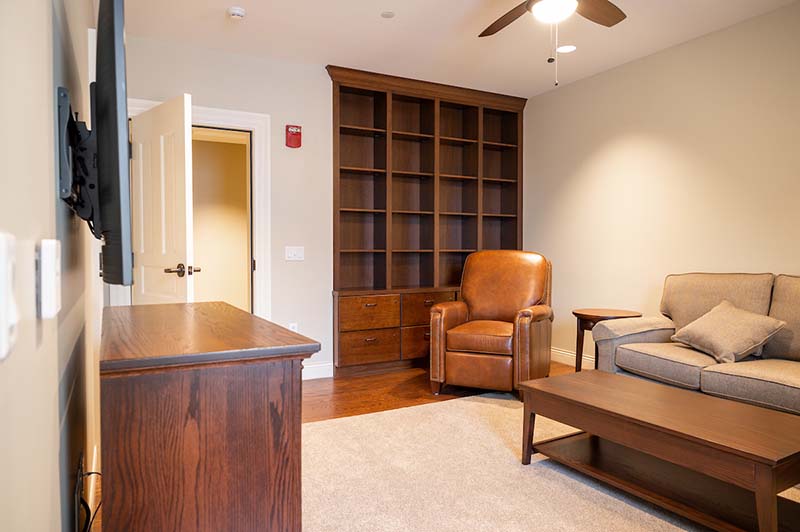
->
<box><xmin>515</xmin><ymin>305</ymin><xmax>554</xmax><ymax>323</ymax></box>
<box><xmin>514</xmin><ymin>305</ymin><xmax>554</xmax><ymax>387</ymax></box>
<box><xmin>430</xmin><ymin>301</ymin><xmax>469</xmax><ymax>384</ymax></box>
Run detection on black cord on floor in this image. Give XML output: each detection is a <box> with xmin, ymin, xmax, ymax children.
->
<box><xmin>86</xmin><ymin>500</ymin><xmax>102</xmax><ymax>532</ymax></box>
<box><xmin>79</xmin><ymin>498</ymin><xmax>92</xmax><ymax>532</ymax></box>
<box><xmin>79</xmin><ymin>471</ymin><xmax>102</xmax><ymax>532</ymax></box>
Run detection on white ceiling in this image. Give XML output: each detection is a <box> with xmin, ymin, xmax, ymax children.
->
<box><xmin>123</xmin><ymin>0</ymin><xmax>796</xmax><ymax>98</ymax></box>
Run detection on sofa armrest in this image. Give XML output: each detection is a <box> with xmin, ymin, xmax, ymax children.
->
<box><xmin>429</xmin><ymin>301</ymin><xmax>469</xmax><ymax>383</ymax></box>
<box><xmin>594</xmin><ymin>316</ymin><xmax>676</xmax><ymax>373</ymax></box>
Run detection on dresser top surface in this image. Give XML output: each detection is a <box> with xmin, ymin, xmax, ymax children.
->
<box><xmin>100</xmin><ymin>302</ymin><xmax>320</xmax><ymax>374</ymax></box>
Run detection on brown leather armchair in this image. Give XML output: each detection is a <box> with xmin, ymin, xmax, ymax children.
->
<box><xmin>430</xmin><ymin>250</ymin><xmax>553</xmax><ymax>394</ymax></box>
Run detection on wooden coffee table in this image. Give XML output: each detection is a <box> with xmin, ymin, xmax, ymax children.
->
<box><xmin>520</xmin><ymin>371</ymin><xmax>800</xmax><ymax>531</ymax></box>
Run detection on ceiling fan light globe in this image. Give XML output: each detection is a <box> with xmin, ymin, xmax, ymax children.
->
<box><xmin>532</xmin><ymin>0</ymin><xmax>578</xmax><ymax>24</ymax></box>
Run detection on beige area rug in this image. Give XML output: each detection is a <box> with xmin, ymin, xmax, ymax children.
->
<box><xmin>302</xmin><ymin>394</ymin><xmax>800</xmax><ymax>532</ymax></box>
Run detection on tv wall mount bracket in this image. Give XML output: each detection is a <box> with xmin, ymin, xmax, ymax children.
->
<box><xmin>57</xmin><ymin>85</ymin><xmax>102</xmax><ymax>239</ymax></box>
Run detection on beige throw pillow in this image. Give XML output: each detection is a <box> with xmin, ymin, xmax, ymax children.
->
<box><xmin>671</xmin><ymin>300</ymin><xmax>786</xmax><ymax>363</ymax></box>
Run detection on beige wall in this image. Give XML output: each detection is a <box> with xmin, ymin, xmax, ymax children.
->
<box><xmin>0</xmin><ymin>0</ymin><xmax>96</xmax><ymax>529</ymax></box>
<box><xmin>126</xmin><ymin>38</ymin><xmax>334</xmax><ymax>376</ymax></box>
<box><xmin>523</xmin><ymin>3</ymin><xmax>800</xmax><ymax>362</ymax></box>
<box><xmin>193</xmin><ymin>139</ymin><xmax>251</xmax><ymax>312</ymax></box>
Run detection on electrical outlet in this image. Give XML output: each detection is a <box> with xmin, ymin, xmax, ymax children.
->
<box><xmin>288</xmin><ymin>322</ymin><xmax>299</xmax><ymax>332</ymax></box>
<box><xmin>284</xmin><ymin>246</ymin><xmax>304</xmax><ymax>261</ymax></box>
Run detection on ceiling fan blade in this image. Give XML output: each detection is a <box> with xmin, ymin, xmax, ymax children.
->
<box><xmin>577</xmin><ymin>0</ymin><xmax>627</xmax><ymax>27</ymax></box>
<box><xmin>479</xmin><ymin>1</ymin><xmax>531</xmax><ymax>37</ymax></box>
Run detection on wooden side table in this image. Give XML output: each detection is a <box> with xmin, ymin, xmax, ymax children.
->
<box><xmin>572</xmin><ymin>308</ymin><xmax>642</xmax><ymax>371</ymax></box>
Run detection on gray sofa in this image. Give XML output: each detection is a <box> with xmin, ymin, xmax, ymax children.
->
<box><xmin>594</xmin><ymin>273</ymin><xmax>800</xmax><ymax>415</ymax></box>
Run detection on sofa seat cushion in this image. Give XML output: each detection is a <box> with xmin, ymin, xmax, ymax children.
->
<box><xmin>616</xmin><ymin>343</ymin><xmax>718</xmax><ymax>390</ymax></box>
<box><xmin>447</xmin><ymin>320</ymin><xmax>513</xmax><ymax>355</ymax></box>
<box><xmin>701</xmin><ymin>359</ymin><xmax>800</xmax><ymax>415</ymax></box>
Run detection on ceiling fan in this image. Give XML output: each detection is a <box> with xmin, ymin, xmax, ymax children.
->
<box><xmin>479</xmin><ymin>0</ymin><xmax>626</xmax><ymax>37</ymax></box>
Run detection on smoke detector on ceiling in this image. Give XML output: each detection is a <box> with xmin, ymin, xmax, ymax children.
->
<box><xmin>227</xmin><ymin>6</ymin><xmax>246</xmax><ymax>21</ymax></box>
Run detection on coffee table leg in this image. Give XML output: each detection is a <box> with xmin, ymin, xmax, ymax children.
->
<box><xmin>755</xmin><ymin>464</ymin><xmax>778</xmax><ymax>532</ymax></box>
<box><xmin>522</xmin><ymin>391</ymin><xmax>536</xmax><ymax>465</ymax></box>
<box><xmin>575</xmin><ymin>320</ymin><xmax>585</xmax><ymax>372</ymax></box>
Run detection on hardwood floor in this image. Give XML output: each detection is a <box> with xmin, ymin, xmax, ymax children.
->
<box><xmin>302</xmin><ymin>361</ymin><xmax>574</xmax><ymax>423</ymax></box>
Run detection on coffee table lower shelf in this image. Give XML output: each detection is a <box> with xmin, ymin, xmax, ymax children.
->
<box><xmin>535</xmin><ymin>432</ymin><xmax>800</xmax><ymax>532</ymax></box>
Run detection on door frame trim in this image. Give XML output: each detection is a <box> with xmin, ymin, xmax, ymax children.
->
<box><xmin>123</xmin><ymin>98</ymin><xmax>272</xmax><ymax>319</ymax></box>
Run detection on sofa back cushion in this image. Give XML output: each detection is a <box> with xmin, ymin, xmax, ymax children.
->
<box><xmin>660</xmin><ymin>273</ymin><xmax>774</xmax><ymax>330</ymax></box>
<box><xmin>764</xmin><ymin>275</ymin><xmax>800</xmax><ymax>361</ymax></box>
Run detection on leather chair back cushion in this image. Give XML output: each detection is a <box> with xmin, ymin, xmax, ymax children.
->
<box><xmin>659</xmin><ymin>273</ymin><xmax>774</xmax><ymax>330</ymax></box>
<box><xmin>764</xmin><ymin>275</ymin><xmax>800</xmax><ymax>361</ymax></box>
<box><xmin>461</xmin><ymin>251</ymin><xmax>550</xmax><ymax>322</ymax></box>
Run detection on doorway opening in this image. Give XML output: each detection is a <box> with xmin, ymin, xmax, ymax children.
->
<box><xmin>119</xmin><ymin>97</ymin><xmax>270</xmax><ymax>317</ymax></box>
<box><xmin>191</xmin><ymin>126</ymin><xmax>253</xmax><ymax>312</ymax></box>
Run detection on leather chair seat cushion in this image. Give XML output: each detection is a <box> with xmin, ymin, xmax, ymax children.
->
<box><xmin>445</xmin><ymin>351</ymin><xmax>513</xmax><ymax>391</ymax></box>
<box><xmin>447</xmin><ymin>320</ymin><xmax>513</xmax><ymax>355</ymax></box>
<box><xmin>616</xmin><ymin>342</ymin><xmax>718</xmax><ymax>390</ymax></box>
<box><xmin>701</xmin><ymin>359</ymin><xmax>800</xmax><ymax>415</ymax></box>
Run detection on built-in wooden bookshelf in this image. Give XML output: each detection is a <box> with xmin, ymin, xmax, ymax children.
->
<box><xmin>329</xmin><ymin>66</ymin><xmax>526</xmax><ymax>375</ymax></box>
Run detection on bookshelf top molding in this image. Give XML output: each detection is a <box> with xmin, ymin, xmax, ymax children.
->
<box><xmin>327</xmin><ymin>65</ymin><xmax>527</xmax><ymax>112</ymax></box>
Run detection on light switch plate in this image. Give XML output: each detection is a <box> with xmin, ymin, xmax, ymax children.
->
<box><xmin>284</xmin><ymin>246</ymin><xmax>305</xmax><ymax>261</ymax></box>
<box><xmin>0</xmin><ymin>233</ymin><xmax>19</xmax><ymax>360</ymax></box>
<box><xmin>37</xmin><ymin>239</ymin><xmax>61</xmax><ymax>319</ymax></box>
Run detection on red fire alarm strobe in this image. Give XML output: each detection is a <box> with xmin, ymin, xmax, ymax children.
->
<box><xmin>286</xmin><ymin>125</ymin><xmax>302</xmax><ymax>148</ymax></box>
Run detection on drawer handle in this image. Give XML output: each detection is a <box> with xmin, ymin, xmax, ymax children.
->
<box><xmin>423</xmin><ymin>299</ymin><xmax>435</xmax><ymax>306</ymax></box>
<box><xmin>424</xmin><ymin>332</ymin><xmax>431</xmax><ymax>339</ymax></box>
<box><xmin>364</xmin><ymin>303</ymin><xmax>378</xmax><ymax>308</ymax></box>
<box><xmin>364</xmin><ymin>337</ymin><xmax>378</xmax><ymax>343</ymax></box>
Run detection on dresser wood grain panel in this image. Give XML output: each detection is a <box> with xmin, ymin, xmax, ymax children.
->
<box><xmin>338</xmin><ymin>328</ymin><xmax>401</xmax><ymax>366</ymax></box>
<box><xmin>100</xmin><ymin>302</ymin><xmax>320</xmax><ymax>532</ymax></box>
<box><xmin>402</xmin><ymin>291</ymin><xmax>456</xmax><ymax>326</ymax></box>
<box><xmin>338</xmin><ymin>294</ymin><xmax>400</xmax><ymax>332</ymax></box>
<box><xmin>401</xmin><ymin>325</ymin><xmax>431</xmax><ymax>360</ymax></box>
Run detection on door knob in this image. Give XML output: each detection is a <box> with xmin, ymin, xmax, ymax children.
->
<box><xmin>188</xmin><ymin>266</ymin><xmax>202</xmax><ymax>275</ymax></box>
<box><xmin>164</xmin><ymin>263</ymin><xmax>186</xmax><ymax>277</ymax></box>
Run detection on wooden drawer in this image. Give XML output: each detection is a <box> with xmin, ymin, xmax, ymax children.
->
<box><xmin>339</xmin><ymin>295</ymin><xmax>400</xmax><ymax>332</ymax></box>
<box><xmin>338</xmin><ymin>329</ymin><xmax>401</xmax><ymax>367</ymax></box>
<box><xmin>401</xmin><ymin>326</ymin><xmax>431</xmax><ymax>360</ymax></box>
<box><xmin>401</xmin><ymin>291</ymin><xmax>456</xmax><ymax>326</ymax></box>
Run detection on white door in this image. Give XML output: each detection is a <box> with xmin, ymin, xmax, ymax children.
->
<box><xmin>129</xmin><ymin>94</ymin><xmax>194</xmax><ymax>305</ymax></box>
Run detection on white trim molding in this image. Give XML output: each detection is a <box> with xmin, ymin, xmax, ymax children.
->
<box><xmin>550</xmin><ymin>346</ymin><xmax>594</xmax><ymax>370</ymax></box>
<box><xmin>126</xmin><ymin>98</ymin><xmax>272</xmax><ymax>319</ymax></box>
